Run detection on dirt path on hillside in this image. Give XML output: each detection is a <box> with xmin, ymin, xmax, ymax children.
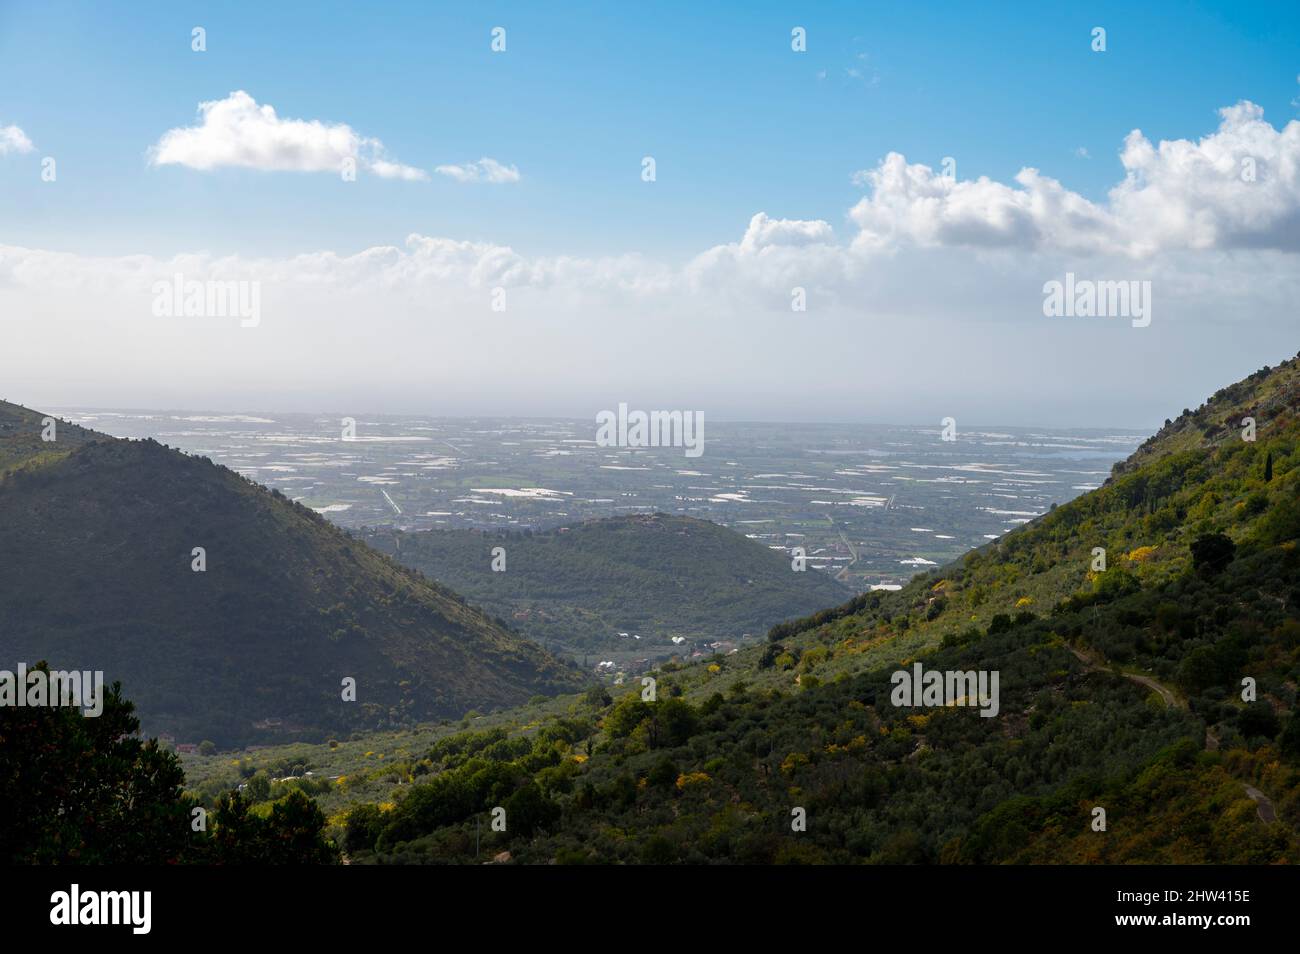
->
<box><xmin>1068</xmin><ymin>644</ymin><xmax>1277</xmax><ymax>824</ymax></box>
<box><xmin>1243</xmin><ymin>786</ymin><xmax>1278</xmax><ymax>823</ymax></box>
<box><xmin>1066</xmin><ymin>645</ymin><xmax>1186</xmax><ymax>709</ymax></box>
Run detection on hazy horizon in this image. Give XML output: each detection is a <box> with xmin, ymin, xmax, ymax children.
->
<box><xmin>39</xmin><ymin>400</ymin><xmax>1165</xmax><ymax>434</ymax></box>
<box><xmin>3</xmin><ymin>1</ymin><xmax>1298</xmax><ymax>430</ymax></box>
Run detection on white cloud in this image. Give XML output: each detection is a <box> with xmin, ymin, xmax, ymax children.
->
<box><xmin>682</xmin><ymin>213</ymin><xmax>851</xmax><ymax>297</ymax></box>
<box><xmin>367</xmin><ymin>159</ymin><xmax>429</xmax><ymax>182</ymax></box>
<box><xmin>3</xmin><ymin>99</ymin><xmax>1299</xmax><ymax>421</ymax></box>
<box><xmin>0</xmin><ymin>124</ymin><xmax>34</xmax><ymax>156</ymax></box>
<box><xmin>2</xmin><ymin>244</ymin><xmax>1296</xmax><ymax>426</ymax></box>
<box><xmin>5</xmin><ymin>101</ymin><xmax>1297</xmax><ymax>314</ymax></box>
<box><xmin>149</xmin><ymin>91</ymin><xmax>428</xmax><ymax>181</ymax></box>
<box><xmin>738</xmin><ymin>212</ymin><xmax>833</xmax><ymax>251</ymax></box>
<box><xmin>2</xmin><ymin>236</ymin><xmax>1294</xmax><ymax>432</ymax></box>
<box><xmin>1109</xmin><ymin>101</ymin><xmax>1300</xmax><ymax>254</ymax></box>
<box><xmin>434</xmin><ymin>157</ymin><xmax>521</xmax><ymax>184</ymax></box>
<box><xmin>849</xmin><ymin>153</ymin><xmax>1112</xmax><ymax>253</ymax></box>
<box><xmin>2</xmin><ymin>98</ymin><xmax>1298</xmax><ymax>443</ymax></box>
<box><xmin>849</xmin><ymin>101</ymin><xmax>1300</xmax><ymax>256</ymax></box>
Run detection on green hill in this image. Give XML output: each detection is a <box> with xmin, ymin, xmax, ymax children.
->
<box><xmin>185</xmin><ymin>352</ymin><xmax>1300</xmax><ymax>864</ymax></box>
<box><xmin>362</xmin><ymin>514</ymin><xmax>852</xmax><ymax>663</ymax></box>
<box><xmin>0</xmin><ymin>402</ymin><xmax>99</xmax><ymax>473</ymax></box>
<box><xmin>0</xmin><ymin>403</ymin><xmax>584</xmax><ymax>747</ymax></box>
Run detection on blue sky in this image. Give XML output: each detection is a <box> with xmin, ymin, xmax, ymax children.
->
<box><xmin>3</xmin><ymin>0</ymin><xmax>1296</xmax><ymax>260</ymax></box>
<box><xmin>0</xmin><ymin>1</ymin><xmax>1297</xmax><ymax>426</ymax></box>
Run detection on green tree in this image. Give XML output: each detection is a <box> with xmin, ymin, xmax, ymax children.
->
<box><xmin>604</xmin><ymin>692</ymin><xmax>651</xmax><ymax>738</ymax></box>
<box><xmin>0</xmin><ymin>665</ymin><xmax>339</xmax><ymax>865</ymax></box>
<box><xmin>1190</xmin><ymin>532</ymin><xmax>1235</xmax><ymax>575</ymax></box>
<box><xmin>582</xmin><ymin>685</ymin><xmax>612</xmax><ymax>709</ymax></box>
<box><xmin>640</xmin><ymin>834</ymin><xmax>677</xmax><ymax>864</ymax></box>
<box><xmin>987</xmin><ymin>614</ymin><xmax>1013</xmax><ymax>635</ymax></box>
<box><xmin>0</xmin><ymin>667</ymin><xmax>198</xmax><ymax>864</ymax></box>
<box><xmin>1178</xmin><ymin>645</ymin><xmax>1225</xmax><ymax>693</ymax></box>
<box><xmin>503</xmin><ymin>782</ymin><xmax>560</xmax><ymax>839</ymax></box>
<box><xmin>1279</xmin><ymin>714</ymin><xmax>1300</xmax><ymax>760</ymax></box>
<box><xmin>246</xmin><ymin>771</ymin><xmax>272</xmax><ymax>802</ymax></box>
<box><xmin>655</xmin><ymin>698</ymin><xmax>700</xmax><ymax>748</ymax></box>
<box><xmin>204</xmin><ymin>789</ymin><xmax>339</xmax><ymax>864</ymax></box>
<box><xmin>343</xmin><ymin>803</ymin><xmax>385</xmax><ymax>854</ymax></box>
<box><xmin>1238</xmin><ymin>704</ymin><xmax>1280</xmax><ymax>740</ymax></box>
<box><xmin>648</xmin><ymin>756</ymin><xmax>678</xmax><ymax>788</ymax></box>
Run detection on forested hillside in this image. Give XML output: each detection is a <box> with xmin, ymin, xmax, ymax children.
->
<box><xmin>0</xmin><ymin>402</ymin><xmax>98</xmax><ymax>473</ymax></box>
<box><xmin>0</xmin><ymin>405</ymin><xmax>584</xmax><ymax>747</ymax></box>
<box><xmin>185</xmin><ymin>353</ymin><xmax>1300</xmax><ymax>862</ymax></box>
<box><xmin>364</xmin><ymin>514</ymin><xmax>851</xmax><ymax>661</ymax></box>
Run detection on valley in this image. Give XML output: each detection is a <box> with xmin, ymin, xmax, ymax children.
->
<box><xmin>58</xmin><ymin>410</ymin><xmax>1144</xmax><ymax>591</ymax></box>
<box><xmin>174</xmin><ymin>354</ymin><xmax>1300</xmax><ymax>865</ymax></box>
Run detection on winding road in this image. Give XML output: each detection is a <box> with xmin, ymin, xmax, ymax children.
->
<box><xmin>1066</xmin><ymin>645</ymin><xmax>1184</xmax><ymax>709</ymax></box>
<box><xmin>1244</xmin><ymin>786</ymin><xmax>1278</xmax><ymax>823</ymax></box>
<box><xmin>1067</xmin><ymin>643</ymin><xmax>1277</xmax><ymax>824</ymax></box>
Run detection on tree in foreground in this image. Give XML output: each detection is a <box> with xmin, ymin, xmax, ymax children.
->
<box><xmin>0</xmin><ymin>668</ymin><xmax>195</xmax><ymax>863</ymax></box>
<box><xmin>0</xmin><ymin>664</ymin><xmax>337</xmax><ymax>864</ymax></box>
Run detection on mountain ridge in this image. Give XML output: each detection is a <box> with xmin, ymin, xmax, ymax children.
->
<box><xmin>363</xmin><ymin>512</ymin><xmax>853</xmax><ymax>663</ymax></box>
<box><xmin>0</xmin><ymin>407</ymin><xmax>584</xmax><ymax>746</ymax></box>
<box><xmin>188</xmin><ymin>351</ymin><xmax>1300</xmax><ymax>864</ymax></box>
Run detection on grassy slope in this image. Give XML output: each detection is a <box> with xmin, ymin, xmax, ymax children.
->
<box><xmin>363</xmin><ymin>513</ymin><xmax>852</xmax><ymax>659</ymax></box>
<box><xmin>184</xmin><ymin>354</ymin><xmax>1300</xmax><ymax>863</ymax></box>
<box><xmin>0</xmin><ymin>410</ymin><xmax>584</xmax><ymax>747</ymax></box>
<box><xmin>0</xmin><ymin>401</ymin><xmax>98</xmax><ymax>474</ymax></box>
